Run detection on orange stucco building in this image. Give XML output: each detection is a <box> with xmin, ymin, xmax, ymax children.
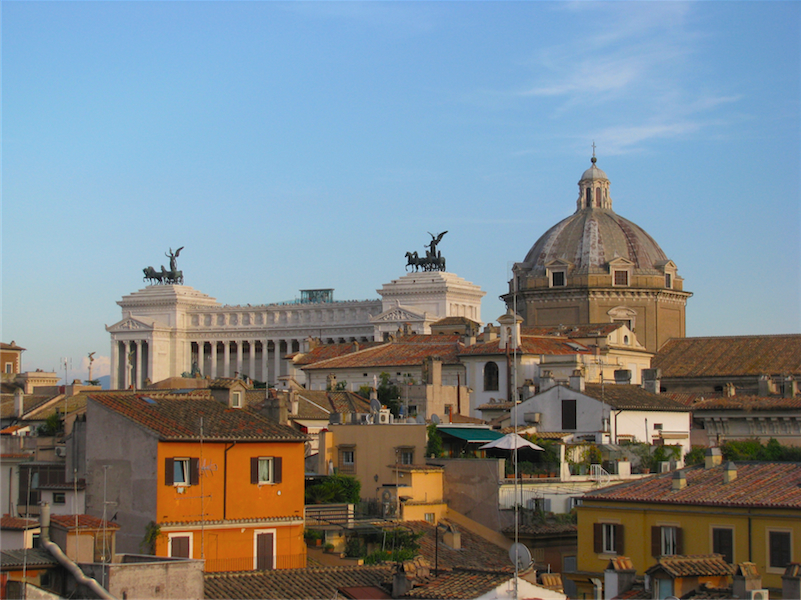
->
<box><xmin>84</xmin><ymin>381</ymin><xmax>308</xmax><ymax>572</ymax></box>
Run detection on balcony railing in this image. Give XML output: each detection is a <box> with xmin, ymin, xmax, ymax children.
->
<box><xmin>203</xmin><ymin>552</ymin><xmax>306</xmax><ymax>573</ymax></box>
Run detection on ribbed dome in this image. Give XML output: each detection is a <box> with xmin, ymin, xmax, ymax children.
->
<box><xmin>522</xmin><ymin>208</ymin><xmax>668</xmax><ymax>275</ymax></box>
<box><xmin>521</xmin><ymin>158</ymin><xmax>668</xmax><ymax>275</ymax></box>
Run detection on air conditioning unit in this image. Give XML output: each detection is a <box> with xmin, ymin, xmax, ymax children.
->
<box><xmin>524</xmin><ymin>412</ymin><xmax>541</xmax><ymax>424</ymax></box>
<box><xmin>55</xmin><ymin>447</ymin><xmax>66</xmax><ymax>458</ymax></box>
<box><xmin>378</xmin><ymin>408</ymin><xmax>392</xmax><ymax>424</ymax></box>
<box><xmin>748</xmin><ymin>590</ymin><xmax>769</xmax><ymax>600</ymax></box>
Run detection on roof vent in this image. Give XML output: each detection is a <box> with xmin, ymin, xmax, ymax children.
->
<box><xmin>705</xmin><ymin>447</ymin><xmax>722</xmax><ymax>469</ymax></box>
<box><xmin>724</xmin><ymin>461</ymin><xmax>737</xmax><ymax>483</ymax></box>
<box><xmin>671</xmin><ymin>470</ymin><xmax>686</xmax><ymax>491</ymax></box>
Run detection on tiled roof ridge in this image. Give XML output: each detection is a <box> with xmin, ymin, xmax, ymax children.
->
<box><xmin>299</xmin><ymin>341</ymin><xmax>393</xmax><ymax>369</ymax></box>
<box><xmin>667</xmin><ymin>333</ymin><xmax>801</xmax><ymax>342</ymax></box>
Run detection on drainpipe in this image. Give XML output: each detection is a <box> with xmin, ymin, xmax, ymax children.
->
<box><xmin>40</xmin><ymin>502</ymin><xmax>116</xmax><ymax>600</ymax></box>
<box><xmin>224</xmin><ymin>442</ymin><xmax>237</xmax><ymax>520</ymax></box>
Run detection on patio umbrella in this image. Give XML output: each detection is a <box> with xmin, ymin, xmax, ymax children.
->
<box><xmin>479</xmin><ymin>433</ymin><xmax>544</xmax><ymax>451</ymax></box>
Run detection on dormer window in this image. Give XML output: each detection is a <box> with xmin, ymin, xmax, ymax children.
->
<box><xmin>613</xmin><ymin>270</ymin><xmax>629</xmax><ymax>286</ymax></box>
<box><xmin>665</xmin><ymin>273</ymin><xmax>672</xmax><ymax>288</ymax></box>
<box><xmin>232</xmin><ymin>391</ymin><xmax>242</xmax><ymax>408</ymax></box>
<box><xmin>552</xmin><ymin>271</ymin><xmax>566</xmax><ymax>287</ymax></box>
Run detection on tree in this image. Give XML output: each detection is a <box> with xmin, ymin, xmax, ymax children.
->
<box><xmin>426</xmin><ymin>423</ymin><xmax>443</xmax><ymax>458</ymax></box>
<box><xmin>305</xmin><ymin>474</ymin><xmax>361</xmax><ymax>504</ymax></box>
<box><xmin>37</xmin><ymin>413</ymin><xmax>63</xmax><ymax>437</ymax></box>
<box><xmin>377</xmin><ymin>372</ymin><xmax>400</xmax><ymax>415</ymax></box>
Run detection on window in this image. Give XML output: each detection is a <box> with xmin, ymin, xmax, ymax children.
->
<box><xmin>712</xmin><ymin>528</ymin><xmax>734</xmax><ymax>563</ymax></box>
<box><xmin>769</xmin><ymin>530</ymin><xmax>792</xmax><ymax>569</ymax></box>
<box><xmin>232</xmin><ymin>391</ymin><xmax>242</xmax><ymax>408</ymax></box>
<box><xmin>251</xmin><ymin>457</ymin><xmax>282</xmax><ymax>485</ymax></box>
<box><xmin>483</xmin><ymin>362</ymin><xmax>499</xmax><ymax>391</ymax></box>
<box><xmin>400</xmin><ymin>450</ymin><xmax>414</xmax><ymax>465</ymax></box>
<box><xmin>339</xmin><ymin>447</ymin><xmax>355</xmax><ymax>473</ymax></box>
<box><xmin>568</xmin><ymin>497</ymin><xmax>583</xmax><ymax>510</ymax></box>
<box><xmin>656</xmin><ymin>578</ymin><xmax>674</xmax><ymax>600</ymax></box>
<box><xmin>4</xmin><ymin>363</ymin><xmax>12</xmax><ymax>374</ymax></box>
<box><xmin>563</xmin><ymin>556</ymin><xmax>577</xmax><ymax>573</ymax></box>
<box><xmin>169</xmin><ymin>534</ymin><xmax>191</xmax><ymax>558</ymax></box>
<box><xmin>424</xmin><ymin>513</ymin><xmax>435</xmax><ymax>524</ymax></box>
<box><xmin>665</xmin><ymin>273</ymin><xmax>672</xmax><ymax>288</ymax></box>
<box><xmin>164</xmin><ymin>458</ymin><xmax>199</xmax><ymax>486</ymax></box>
<box><xmin>53</xmin><ymin>492</ymin><xmax>66</xmax><ymax>505</ymax></box>
<box><xmin>552</xmin><ymin>271</ymin><xmax>566</xmax><ymax>287</ymax></box>
<box><xmin>562</xmin><ymin>399</ymin><xmax>577</xmax><ymax>430</ymax></box>
<box><xmin>594</xmin><ymin>523</ymin><xmax>624</xmax><ymax>554</ymax></box>
<box><xmin>653</xmin><ymin>423</ymin><xmax>663</xmax><ymax>430</ymax></box>
<box><xmin>614</xmin><ymin>270</ymin><xmax>629</xmax><ymax>286</ymax></box>
<box><xmin>652</xmin><ymin>526</ymin><xmax>683</xmax><ymax>556</ymax></box>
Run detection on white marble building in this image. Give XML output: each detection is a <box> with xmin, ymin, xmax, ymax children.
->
<box><xmin>106</xmin><ymin>272</ymin><xmax>485</xmax><ymax>389</ymax></box>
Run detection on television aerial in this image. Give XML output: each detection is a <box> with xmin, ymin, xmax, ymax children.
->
<box><xmin>509</xmin><ymin>542</ymin><xmax>532</xmax><ymax>571</ymax></box>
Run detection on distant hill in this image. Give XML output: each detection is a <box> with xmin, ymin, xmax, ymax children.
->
<box><xmin>98</xmin><ymin>375</ymin><xmax>111</xmax><ymax>390</ymax></box>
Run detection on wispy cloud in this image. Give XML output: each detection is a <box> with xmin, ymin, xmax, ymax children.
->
<box><xmin>510</xmin><ymin>3</ymin><xmax>737</xmax><ymax>153</ymax></box>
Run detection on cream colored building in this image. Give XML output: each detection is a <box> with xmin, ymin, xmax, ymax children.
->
<box><xmin>106</xmin><ymin>271</ymin><xmax>485</xmax><ymax>389</ymax></box>
<box><xmin>504</xmin><ymin>157</ymin><xmax>691</xmax><ymax>353</ymax></box>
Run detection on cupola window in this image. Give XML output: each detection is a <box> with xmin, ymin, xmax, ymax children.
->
<box><xmin>665</xmin><ymin>273</ymin><xmax>672</xmax><ymax>288</ymax></box>
<box><xmin>614</xmin><ymin>270</ymin><xmax>629</xmax><ymax>286</ymax></box>
<box><xmin>552</xmin><ymin>271</ymin><xmax>566</xmax><ymax>287</ymax></box>
<box><xmin>586</xmin><ymin>188</ymin><xmax>592</xmax><ymax>208</ymax></box>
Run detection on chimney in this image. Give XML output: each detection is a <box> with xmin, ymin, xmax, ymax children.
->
<box><xmin>482</xmin><ymin>326</ymin><xmax>497</xmax><ymax>343</ymax></box>
<box><xmin>705</xmin><ymin>447</ymin><xmax>723</xmax><ymax>469</ymax></box>
<box><xmin>732</xmin><ymin>562</ymin><xmax>762</xmax><ymax>599</ymax></box>
<box><xmin>642</xmin><ymin>369</ymin><xmax>661</xmax><ymax>394</ymax></box>
<box><xmin>725</xmin><ymin>383</ymin><xmax>736</xmax><ymax>397</ymax></box>
<box><xmin>604</xmin><ymin>557</ymin><xmax>636</xmax><ymax>600</ymax></box>
<box><xmin>289</xmin><ymin>390</ymin><xmax>299</xmax><ymax>416</ymax></box>
<box><xmin>723</xmin><ymin>461</ymin><xmax>737</xmax><ymax>483</ymax></box>
<box><xmin>539</xmin><ymin>370</ymin><xmax>556</xmax><ymax>392</ymax></box>
<box><xmin>614</xmin><ymin>370</ymin><xmax>632</xmax><ymax>385</ymax></box>
<box><xmin>326</xmin><ymin>373</ymin><xmax>337</xmax><ymax>391</ymax></box>
<box><xmin>758</xmin><ymin>374</ymin><xmax>773</xmax><ymax>397</ymax></box>
<box><xmin>263</xmin><ymin>393</ymin><xmax>288</xmax><ymax>424</ymax></box>
<box><xmin>442</xmin><ymin>523</ymin><xmax>461</xmax><ymax>550</ymax></box>
<box><xmin>14</xmin><ymin>387</ymin><xmax>24</xmax><ymax>418</ymax></box>
<box><xmin>426</xmin><ymin>357</ymin><xmax>442</xmax><ymax>386</ymax></box>
<box><xmin>783</xmin><ymin>376</ymin><xmax>798</xmax><ymax>398</ymax></box>
<box><xmin>569</xmin><ymin>369</ymin><xmax>585</xmax><ymax>392</ymax></box>
<box><xmin>782</xmin><ymin>563</ymin><xmax>801</xmax><ymax>600</ymax></box>
<box><xmin>671</xmin><ymin>470</ymin><xmax>686</xmax><ymax>491</ymax></box>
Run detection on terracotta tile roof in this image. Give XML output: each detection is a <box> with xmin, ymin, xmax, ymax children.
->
<box><xmin>646</xmin><ymin>554</ymin><xmax>734</xmax><ymax>578</ymax></box>
<box><xmin>459</xmin><ymin>335</ymin><xmax>591</xmax><ymax>357</ymax></box>
<box><xmin>293</xmin><ymin>342</ymin><xmax>386</xmax><ymax>367</ymax></box>
<box><xmin>1</xmin><ymin>549</ymin><xmax>57</xmax><ymax>569</ymax></box>
<box><xmin>1</xmin><ymin>516</ymin><xmax>39</xmax><ymax>530</ymax></box>
<box><xmin>208</xmin><ymin>378</ymin><xmax>249</xmax><ymax>389</ymax></box>
<box><xmin>204</xmin><ymin>565</ymin><xmax>393</xmax><ymax>600</ymax></box>
<box><xmin>477</xmin><ymin>401</ymin><xmax>515</xmax><ymax>411</ymax></box>
<box><xmin>303</xmin><ymin>336</ymin><xmax>464</xmax><ymax>370</ymax></box>
<box><xmin>583</xmin><ymin>461</ymin><xmax>801</xmax><ymax>509</ymax></box>
<box><xmin>27</xmin><ymin>393</ymin><xmax>88</xmax><ymax>421</ymax></box>
<box><xmin>50</xmin><ymin>514</ymin><xmax>119</xmax><ymax>530</ymax></box>
<box><xmin>400</xmin><ymin>567</ymin><xmax>515</xmax><ymax>599</ymax></box>
<box><xmin>159</xmin><ymin>514</ymin><xmax>302</xmax><ymax>527</ymax></box>
<box><xmin>680</xmin><ymin>583</ymin><xmax>735</xmax><ymax>599</ymax></box>
<box><xmin>505</xmin><ymin>430</ymin><xmax>570</xmax><ymax>439</ymax></box>
<box><xmin>0</xmin><ymin>393</ymin><xmax>59</xmax><ymax>420</ymax></box>
<box><xmin>432</xmin><ymin>317</ymin><xmax>481</xmax><ymax>327</ymax></box>
<box><xmin>607</xmin><ymin>556</ymin><xmax>635</xmax><ymax>571</ymax></box>
<box><xmin>653</xmin><ymin>334</ymin><xmax>801</xmax><ymax>378</ymax></box>
<box><xmin>88</xmin><ymin>392</ymin><xmax>307</xmax><ymax>442</ymax></box>
<box><xmin>692</xmin><ymin>394</ymin><xmax>801</xmax><ymax>411</ymax></box>
<box><xmin>447</xmin><ymin>414</ymin><xmax>486</xmax><ymax>425</ymax></box>
<box><xmin>0</xmin><ymin>342</ymin><xmax>26</xmax><ymax>351</ymax></box>
<box><xmin>522</xmin><ymin>323</ymin><xmax>624</xmax><ymax>338</ymax></box>
<box><xmin>404</xmin><ymin>521</ymin><xmax>513</xmax><ymax>572</ymax></box>
<box><xmin>581</xmin><ymin>384</ymin><xmax>690</xmax><ymax>411</ymax></box>
<box><xmin>0</xmin><ymin>424</ymin><xmax>26</xmax><ymax>434</ymax></box>
<box><xmin>664</xmin><ymin>392</ymin><xmax>720</xmax><ymax>406</ymax></box>
<box><xmin>295</xmin><ymin>391</ymin><xmax>372</xmax><ymax>418</ymax></box>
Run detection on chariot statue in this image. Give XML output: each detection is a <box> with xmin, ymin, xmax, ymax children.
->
<box><xmin>143</xmin><ymin>246</ymin><xmax>184</xmax><ymax>285</ymax></box>
<box><xmin>405</xmin><ymin>231</ymin><xmax>447</xmax><ymax>272</ymax></box>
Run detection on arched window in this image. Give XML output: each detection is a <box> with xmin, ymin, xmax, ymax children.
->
<box><xmin>586</xmin><ymin>188</ymin><xmax>592</xmax><ymax>208</ymax></box>
<box><xmin>484</xmin><ymin>362</ymin><xmax>499</xmax><ymax>391</ymax></box>
<box><xmin>596</xmin><ymin>187</ymin><xmax>601</xmax><ymax>206</ymax></box>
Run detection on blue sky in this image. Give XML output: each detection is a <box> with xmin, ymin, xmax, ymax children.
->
<box><xmin>3</xmin><ymin>1</ymin><xmax>799</xmax><ymax>381</ymax></box>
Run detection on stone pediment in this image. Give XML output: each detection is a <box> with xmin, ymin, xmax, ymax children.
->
<box><xmin>106</xmin><ymin>316</ymin><xmax>161</xmax><ymax>333</ymax></box>
<box><xmin>370</xmin><ymin>306</ymin><xmax>426</xmax><ymax>324</ymax></box>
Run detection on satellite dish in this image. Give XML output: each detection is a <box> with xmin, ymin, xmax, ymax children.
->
<box><xmin>370</xmin><ymin>398</ymin><xmax>381</xmax><ymax>414</ymax></box>
<box><xmin>431</xmin><ymin>414</ymin><xmax>441</xmax><ymax>424</ymax></box>
<box><xmin>415</xmin><ymin>414</ymin><xmax>426</xmax><ymax>424</ymax></box>
<box><xmin>509</xmin><ymin>542</ymin><xmax>532</xmax><ymax>570</ymax></box>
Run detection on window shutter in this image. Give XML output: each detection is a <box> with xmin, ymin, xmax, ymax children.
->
<box><xmin>544</xmin><ymin>498</ymin><xmax>551</xmax><ymax>512</ymax></box>
<box><xmin>251</xmin><ymin>457</ymin><xmax>259</xmax><ymax>484</ymax></box>
<box><xmin>189</xmin><ymin>458</ymin><xmax>200</xmax><ymax>485</ymax></box>
<box><xmin>652</xmin><ymin>526</ymin><xmax>661</xmax><ymax>557</ymax></box>
<box><xmin>274</xmin><ymin>457</ymin><xmax>282</xmax><ymax>483</ymax></box>
<box><xmin>165</xmin><ymin>458</ymin><xmax>174</xmax><ymax>485</ymax></box>
<box><xmin>615</xmin><ymin>524</ymin><xmax>624</xmax><ymax>554</ymax></box>
<box><xmin>593</xmin><ymin>523</ymin><xmax>602</xmax><ymax>554</ymax></box>
<box><xmin>675</xmin><ymin>528</ymin><xmax>684</xmax><ymax>555</ymax></box>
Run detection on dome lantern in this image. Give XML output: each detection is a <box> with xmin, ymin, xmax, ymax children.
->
<box><xmin>577</xmin><ymin>154</ymin><xmax>612</xmax><ymax>211</ymax></box>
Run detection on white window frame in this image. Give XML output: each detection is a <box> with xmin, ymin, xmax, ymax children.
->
<box><xmin>173</xmin><ymin>458</ymin><xmax>190</xmax><ymax>486</ymax></box>
<box><xmin>257</xmin><ymin>457</ymin><xmax>274</xmax><ymax>484</ymax></box>
<box><xmin>232</xmin><ymin>391</ymin><xmax>242</xmax><ymax>408</ymax></box>
<box><xmin>167</xmin><ymin>532</ymin><xmax>193</xmax><ymax>558</ymax></box>
<box><xmin>424</xmin><ymin>513</ymin><xmax>435</xmax><ymax>524</ymax></box>
<box><xmin>661</xmin><ymin>526</ymin><xmax>678</xmax><ymax>556</ymax></box>
<box><xmin>4</xmin><ymin>362</ymin><xmax>12</xmax><ymax>374</ymax></box>
<box><xmin>602</xmin><ymin>523</ymin><xmax>617</xmax><ymax>554</ymax></box>
<box><xmin>766</xmin><ymin>528</ymin><xmax>793</xmax><ymax>573</ymax></box>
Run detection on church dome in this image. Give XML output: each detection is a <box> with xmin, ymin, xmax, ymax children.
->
<box><xmin>521</xmin><ymin>158</ymin><xmax>668</xmax><ymax>275</ymax></box>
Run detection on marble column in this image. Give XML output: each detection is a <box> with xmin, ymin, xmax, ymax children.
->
<box><xmin>211</xmin><ymin>341</ymin><xmax>218</xmax><ymax>378</ymax></box>
<box><xmin>273</xmin><ymin>339</ymin><xmax>282</xmax><ymax>380</ymax></box>
<box><xmin>123</xmin><ymin>341</ymin><xmax>131</xmax><ymax>389</ymax></box>
<box><xmin>249</xmin><ymin>340</ymin><xmax>256</xmax><ymax>381</ymax></box>
<box><xmin>198</xmin><ymin>341</ymin><xmax>205</xmax><ymax>377</ymax></box>
<box><xmin>135</xmin><ymin>341</ymin><xmax>142</xmax><ymax>390</ymax></box>
<box><xmin>261</xmin><ymin>340</ymin><xmax>269</xmax><ymax>385</ymax></box>
<box><xmin>236</xmin><ymin>341</ymin><xmax>243</xmax><ymax>376</ymax></box>
<box><xmin>111</xmin><ymin>340</ymin><xmax>119</xmax><ymax>389</ymax></box>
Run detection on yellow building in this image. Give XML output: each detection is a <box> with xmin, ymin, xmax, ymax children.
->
<box><xmin>385</xmin><ymin>464</ymin><xmax>447</xmax><ymax>523</ymax></box>
<box><xmin>575</xmin><ymin>455</ymin><xmax>800</xmax><ymax>596</ymax></box>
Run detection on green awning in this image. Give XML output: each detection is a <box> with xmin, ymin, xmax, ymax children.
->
<box><xmin>437</xmin><ymin>427</ymin><xmax>504</xmax><ymax>443</ymax></box>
